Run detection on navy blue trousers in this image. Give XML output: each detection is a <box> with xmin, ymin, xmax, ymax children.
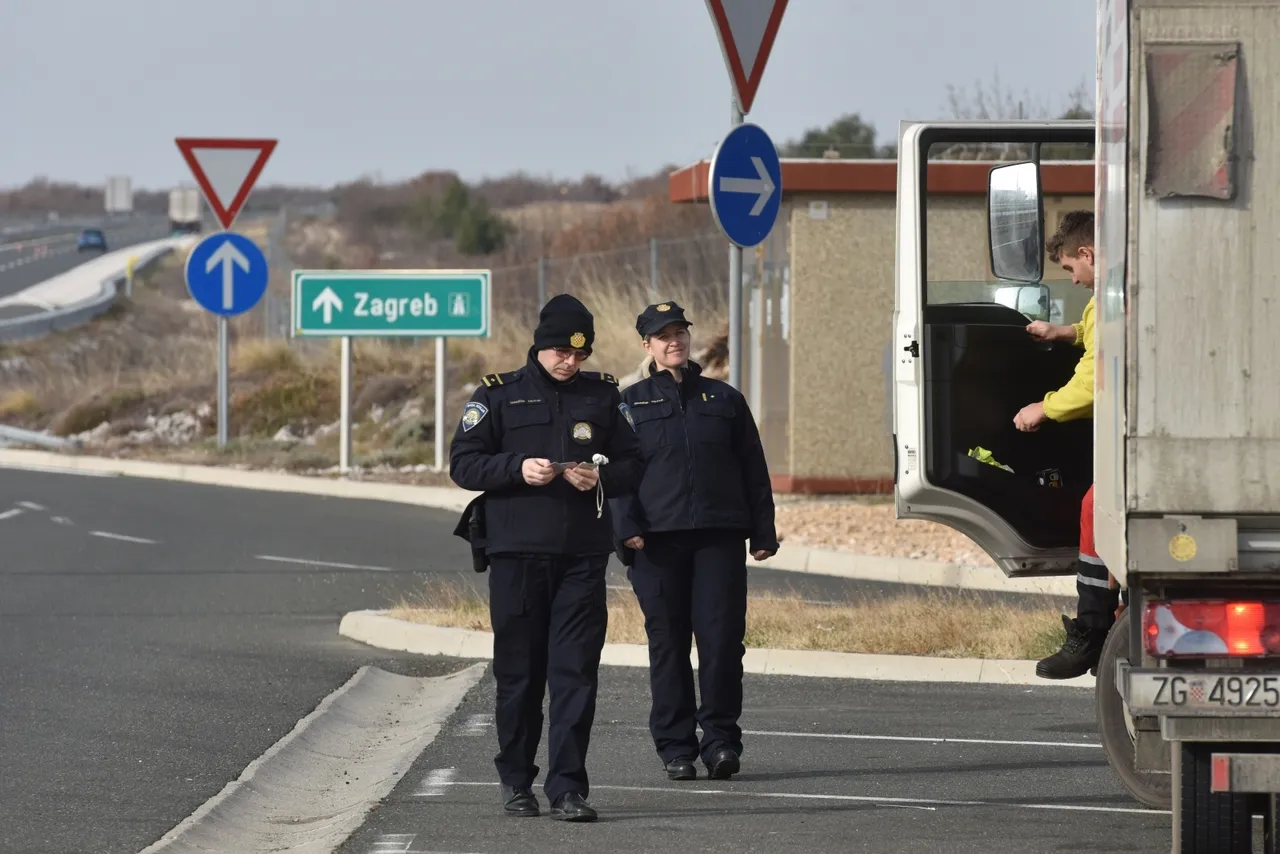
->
<box><xmin>628</xmin><ymin>530</ymin><xmax>748</xmax><ymax>765</ymax></box>
<box><xmin>488</xmin><ymin>553</ymin><xmax>608</xmax><ymax>804</ymax></box>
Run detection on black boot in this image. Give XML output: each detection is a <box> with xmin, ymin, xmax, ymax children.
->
<box><xmin>705</xmin><ymin>747</ymin><xmax>740</xmax><ymax>780</ymax></box>
<box><xmin>1036</xmin><ymin>614</ymin><xmax>1108</xmax><ymax>680</ymax></box>
<box><xmin>550</xmin><ymin>792</ymin><xmax>598</xmax><ymax>822</ymax></box>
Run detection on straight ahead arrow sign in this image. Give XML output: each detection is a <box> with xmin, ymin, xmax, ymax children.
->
<box><xmin>312</xmin><ymin>286</ymin><xmax>343</xmax><ymax>324</ymax></box>
<box><xmin>206</xmin><ymin>239</ymin><xmax>251</xmax><ymax>310</ymax></box>
<box><xmin>718</xmin><ymin>156</ymin><xmax>776</xmax><ymax>216</ymax></box>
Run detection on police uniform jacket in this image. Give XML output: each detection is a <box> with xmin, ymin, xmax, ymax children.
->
<box><xmin>611</xmin><ymin>359</ymin><xmax>779</xmax><ymax>554</ymax></box>
<box><xmin>450</xmin><ymin>348</ymin><xmax>644</xmax><ymax>556</ymax></box>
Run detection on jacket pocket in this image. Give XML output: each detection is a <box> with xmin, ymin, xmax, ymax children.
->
<box><xmin>501</xmin><ymin>402</ymin><xmax>551</xmax><ymax>455</ymax></box>
<box><xmin>567</xmin><ymin>402</ymin><xmax>613</xmax><ymax>453</ymax></box>
<box><xmin>627</xmin><ymin>399</ymin><xmax>674</xmax><ymax>451</ymax></box>
<box><xmin>694</xmin><ymin>398</ymin><xmax>735</xmax><ymax>444</ymax></box>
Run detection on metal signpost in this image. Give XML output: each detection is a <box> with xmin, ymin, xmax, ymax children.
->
<box><xmin>176</xmin><ymin>137</ymin><xmax>278</xmax><ymax>447</ymax></box>
<box><xmin>703</xmin><ymin>0</ymin><xmax>788</xmax><ymax>391</ymax></box>
<box><xmin>291</xmin><ymin>269</ymin><xmax>491</xmax><ymax>473</ymax></box>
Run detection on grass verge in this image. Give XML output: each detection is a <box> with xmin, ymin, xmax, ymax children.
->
<box><xmin>388</xmin><ymin>580</ymin><xmax>1068</xmax><ymax>661</ymax></box>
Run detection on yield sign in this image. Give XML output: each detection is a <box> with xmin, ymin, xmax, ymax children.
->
<box><xmin>704</xmin><ymin>0</ymin><xmax>788</xmax><ymax>115</ymax></box>
<box><xmin>175</xmin><ymin>137</ymin><xmax>278</xmax><ymax>230</ymax></box>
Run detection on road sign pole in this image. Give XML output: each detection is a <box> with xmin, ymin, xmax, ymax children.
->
<box><xmin>728</xmin><ymin>100</ymin><xmax>745</xmax><ymax>391</ymax></box>
<box><xmin>434</xmin><ymin>336</ymin><xmax>447</xmax><ymax>471</ymax></box>
<box><xmin>217</xmin><ymin>314</ymin><xmax>229</xmax><ymax>447</ymax></box>
<box><xmin>340</xmin><ymin>336</ymin><xmax>352</xmax><ymax>473</ymax></box>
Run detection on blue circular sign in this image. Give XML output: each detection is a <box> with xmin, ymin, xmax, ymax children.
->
<box><xmin>184</xmin><ymin>232</ymin><xmax>269</xmax><ymax>317</ymax></box>
<box><xmin>708</xmin><ymin>123</ymin><xmax>783</xmax><ymax>248</ymax></box>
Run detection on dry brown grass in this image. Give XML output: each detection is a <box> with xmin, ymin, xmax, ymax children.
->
<box><xmin>0</xmin><ymin>225</ymin><xmax>724</xmax><ymax>474</ymax></box>
<box><xmin>388</xmin><ymin>580</ymin><xmax>1068</xmax><ymax>660</ymax></box>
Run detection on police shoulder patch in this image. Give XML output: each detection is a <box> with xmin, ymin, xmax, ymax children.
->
<box><xmin>618</xmin><ymin>401</ymin><xmax>636</xmax><ymax>432</ymax></box>
<box><xmin>460</xmin><ymin>401</ymin><xmax>489</xmax><ymax>432</ymax></box>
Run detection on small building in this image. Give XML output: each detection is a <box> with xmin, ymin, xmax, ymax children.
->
<box><xmin>668</xmin><ymin>158</ymin><xmax>1095</xmax><ymax>493</ymax></box>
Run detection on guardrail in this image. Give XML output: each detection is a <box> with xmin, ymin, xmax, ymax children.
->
<box><xmin>0</xmin><ymin>424</ymin><xmax>78</xmax><ymax>451</ymax></box>
<box><xmin>0</xmin><ymin>240</ymin><xmax>182</xmax><ymax>343</ymax></box>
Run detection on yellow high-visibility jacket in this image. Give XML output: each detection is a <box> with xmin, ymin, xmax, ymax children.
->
<box><xmin>1043</xmin><ymin>295</ymin><xmax>1095</xmax><ymax>422</ymax></box>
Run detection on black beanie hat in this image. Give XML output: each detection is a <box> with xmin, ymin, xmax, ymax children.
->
<box><xmin>534</xmin><ymin>293</ymin><xmax>595</xmax><ymax>354</ymax></box>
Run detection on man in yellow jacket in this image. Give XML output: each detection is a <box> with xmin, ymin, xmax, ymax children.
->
<box><xmin>1013</xmin><ymin>211</ymin><xmax>1117</xmax><ymax>680</ymax></box>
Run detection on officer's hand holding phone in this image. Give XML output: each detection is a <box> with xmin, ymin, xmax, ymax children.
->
<box><xmin>522</xmin><ymin>458</ymin><xmax>557</xmax><ymax>486</ymax></box>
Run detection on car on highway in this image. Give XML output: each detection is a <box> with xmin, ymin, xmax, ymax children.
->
<box><xmin>77</xmin><ymin>228</ymin><xmax>107</xmax><ymax>253</ymax></box>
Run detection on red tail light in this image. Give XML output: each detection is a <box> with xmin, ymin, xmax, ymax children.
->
<box><xmin>1143</xmin><ymin>600</ymin><xmax>1280</xmax><ymax>658</ymax></box>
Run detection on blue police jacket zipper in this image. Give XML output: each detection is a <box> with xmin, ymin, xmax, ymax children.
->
<box><xmin>556</xmin><ymin>388</ymin><xmax>569</xmax><ymax>552</ymax></box>
<box><xmin>671</xmin><ymin>374</ymin><xmax>698</xmax><ymax>528</ymax></box>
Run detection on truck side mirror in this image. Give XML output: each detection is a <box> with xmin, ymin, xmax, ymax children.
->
<box><xmin>987</xmin><ymin>161</ymin><xmax>1045</xmax><ymax>283</ymax></box>
<box><xmin>993</xmin><ymin>284</ymin><xmax>1052</xmax><ymax>322</ymax></box>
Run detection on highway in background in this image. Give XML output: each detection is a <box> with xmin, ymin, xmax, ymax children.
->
<box><xmin>0</xmin><ymin>218</ymin><xmax>173</xmax><ymax>302</ymax></box>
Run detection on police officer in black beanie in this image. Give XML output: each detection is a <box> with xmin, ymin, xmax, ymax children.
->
<box><xmin>609</xmin><ymin>300</ymin><xmax>778</xmax><ymax>783</ymax></box>
<box><xmin>450</xmin><ymin>293</ymin><xmax>643</xmax><ymax>822</ymax></box>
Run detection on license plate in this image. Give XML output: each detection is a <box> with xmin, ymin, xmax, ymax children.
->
<box><xmin>1126</xmin><ymin>670</ymin><xmax>1280</xmax><ymax>716</ymax></box>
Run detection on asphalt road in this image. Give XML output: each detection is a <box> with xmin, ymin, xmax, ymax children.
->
<box><xmin>0</xmin><ymin>464</ymin><xmax>1073</xmax><ymax>854</ymax></box>
<box><xmin>338</xmin><ymin>665</ymin><xmax>1173</xmax><ymax>854</ymax></box>
<box><xmin>0</xmin><ymin>221</ymin><xmax>171</xmax><ymax>302</ymax></box>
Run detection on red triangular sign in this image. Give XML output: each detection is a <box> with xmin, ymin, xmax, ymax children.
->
<box><xmin>174</xmin><ymin>137</ymin><xmax>278</xmax><ymax>230</ymax></box>
<box><xmin>704</xmin><ymin>0</ymin><xmax>788</xmax><ymax>115</ymax></box>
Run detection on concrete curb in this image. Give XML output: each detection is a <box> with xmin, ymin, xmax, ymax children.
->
<box><xmin>338</xmin><ymin>610</ymin><xmax>1095</xmax><ymax>689</ymax></box>
<box><xmin>0</xmin><ymin>448</ymin><xmax>1074</xmax><ymax>596</ymax></box>
<box><xmin>138</xmin><ymin>661</ymin><xmax>488</xmax><ymax>854</ymax></box>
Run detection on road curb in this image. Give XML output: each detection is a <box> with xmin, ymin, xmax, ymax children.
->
<box><xmin>0</xmin><ymin>447</ymin><xmax>1074</xmax><ymax>597</ymax></box>
<box><xmin>137</xmin><ymin>661</ymin><xmax>487</xmax><ymax>853</ymax></box>
<box><xmin>338</xmin><ymin>610</ymin><xmax>1095</xmax><ymax>689</ymax></box>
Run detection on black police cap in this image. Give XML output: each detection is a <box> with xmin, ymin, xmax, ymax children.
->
<box><xmin>636</xmin><ymin>301</ymin><xmax>693</xmax><ymax>338</ymax></box>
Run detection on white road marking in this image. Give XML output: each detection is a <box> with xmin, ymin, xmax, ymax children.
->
<box><xmin>90</xmin><ymin>530</ymin><xmax>157</xmax><ymax>544</ymax></box>
<box><xmin>51</xmin><ymin>516</ymin><xmax>74</xmax><ymax>525</ymax></box>
<box><xmin>0</xmin><ymin>508</ymin><xmax>24</xmax><ymax>521</ymax></box>
<box><xmin>460</xmin><ymin>713</ymin><xmax>492</xmax><ymax>736</ymax></box>
<box><xmin>739</xmin><ymin>728</ymin><xmax>1102</xmax><ymax>750</ymax></box>
<box><xmin>368</xmin><ymin>835</ymin><xmax>417</xmax><ymax>853</ymax></box>
<box><xmin>412</xmin><ymin>767</ymin><xmax>458</xmax><ymax>797</ymax></box>
<box><xmin>448</xmin><ymin>781</ymin><xmax>1164</xmax><ymax>816</ymax></box>
<box><xmin>255</xmin><ymin>554</ymin><xmax>393</xmax><ymax>572</ymax></box>
<box><xmin>17</xmin><ymin>501</ymin><xmax>45</xmax><ymax>510</ymax></box>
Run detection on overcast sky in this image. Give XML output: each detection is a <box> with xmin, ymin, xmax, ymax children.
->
<box><xmin>0</xmin><ymin>1</ymin><xmax>1095</xmax><ymax>190</ymax></box>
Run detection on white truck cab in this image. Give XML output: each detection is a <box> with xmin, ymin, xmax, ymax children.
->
<box><xmin>892</xmin><ymin>2</ymin><xmax>1280</xmax><ymax>850</ymax></box>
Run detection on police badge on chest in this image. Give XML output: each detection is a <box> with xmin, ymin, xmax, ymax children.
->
<box><xmin>571</xmin><ymin>421</ymin><xmax>593</xmax><ymax>444</ymax></box>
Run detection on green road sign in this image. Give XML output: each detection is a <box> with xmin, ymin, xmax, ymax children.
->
<box><xmin>291</xmin><ymin>269</ymin><xmax>490</xmax><ymax>337</ymax></box>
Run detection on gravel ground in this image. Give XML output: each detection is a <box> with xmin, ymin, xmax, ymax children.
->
<box><xmin>774</xmin><ymin>495</ymin><xmax>994</xmax><ymax>566</ymax></box>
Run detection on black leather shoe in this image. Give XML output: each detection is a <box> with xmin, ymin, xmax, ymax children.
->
<box><xmin>500</xmin><ymin>784</ymin><xmax>539</xmax><ymax>817</ymax></box>
<box><xmin>664</xmin><ymin>758</ymin><xmax>697</xmax><ymax>781</ymax></box>
<box><xmin>550</xmin><ymin>792</ymin><xmax>598</xmax><ymax>822</ymax></box>
<box><xmin>705</xmin><ymin>747</ymin><xmax>740</xmax><ymax>780</ymax></box>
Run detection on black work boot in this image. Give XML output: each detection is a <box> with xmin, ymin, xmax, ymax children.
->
<box><xmin>1036</xmin><ymin>614</ymin><xmax>1108</xmax><ymax>680</ymax></box>
<box><xmin>500</xmin><ymin>784</ymin><xmax>539</xmax><ymax>817</ymax></box>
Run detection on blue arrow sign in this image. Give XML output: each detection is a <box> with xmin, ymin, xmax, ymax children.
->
<box><xmin>184</xmin><ymin>232</ymin><xmax>269</xmax><ymax>317</ymax></box>
<box><xmin>708</xmin><ymin>122</ymin><xmax>782</xmax><ymax>248</ymax></box>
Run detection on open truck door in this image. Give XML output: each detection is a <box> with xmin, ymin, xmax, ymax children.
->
<box><xmin>892</xmin><ymin>121</ymin><xmax>1096</xmax><ymax>579</ymax></box>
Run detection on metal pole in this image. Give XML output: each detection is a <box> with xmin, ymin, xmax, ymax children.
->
<box><xmin>537</xmin><ymin>257</ymin><xmax>547</xmax><ymax>308</ymax></box>
<box><xmin>217</xmin><ymin>316</ymin><xmax>228</xmax><ymax>447</ymax></box>
<box><xmin>434</xmin><ymin>335</ymin><xmax>447</xmax><ymax>471</ymax></box>
<box><xmin>340</xmin><ymin>336</ymin><xmax>352</xmax><ymax>473</ymax></box>
<box><xmin>649</xmin><ymin>237</ymin><xmax>659</xmax><ymax>301</ymax></box>
<box><xmin>728</xmin><ymin>99</ymin><xmax>745</xmax><ymax>391</ymax></box>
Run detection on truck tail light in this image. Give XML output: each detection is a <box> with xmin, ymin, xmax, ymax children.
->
<box><xmin>1143</xmin><ymin>600</ymin><xmax>1280</xmax><ymax>658</ymax></box>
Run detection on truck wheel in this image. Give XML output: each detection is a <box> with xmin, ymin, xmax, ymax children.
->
<box><xmin>1175</xmin><ymin>742</ymin><xmax>1251</xmax><ymax>853</ymax></box>
<box><xmin>1095</xmin><ymin>609</ymin><xmax>1172</xmax><ymax>810</ymax></box>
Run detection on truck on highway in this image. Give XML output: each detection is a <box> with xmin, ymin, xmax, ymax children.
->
<box><xmin>168</xmin><ymin>187</ymin><xmax>202</xmax><ymax>234</ymax></box>
<box><xmin>892</xmin><ymin>0</ymin><xmax>1280</xmax><ymax>850</ymax></box>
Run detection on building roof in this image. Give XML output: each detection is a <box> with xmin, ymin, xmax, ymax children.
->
<box><xmin>668</xmin><ymin>158</ymin><xmax>1095</xmax><ymax>203</ymax></box>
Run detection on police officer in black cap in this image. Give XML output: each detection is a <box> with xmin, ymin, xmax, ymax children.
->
<box><xmin>449</xmin><ymin>293</ymin><xmax>643</xmax><ymax>822</ymax></box>
<box><xmin>609</xmin><ymin>300</ymin><xmax>778</xmax><ymax>783</ymax></box>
